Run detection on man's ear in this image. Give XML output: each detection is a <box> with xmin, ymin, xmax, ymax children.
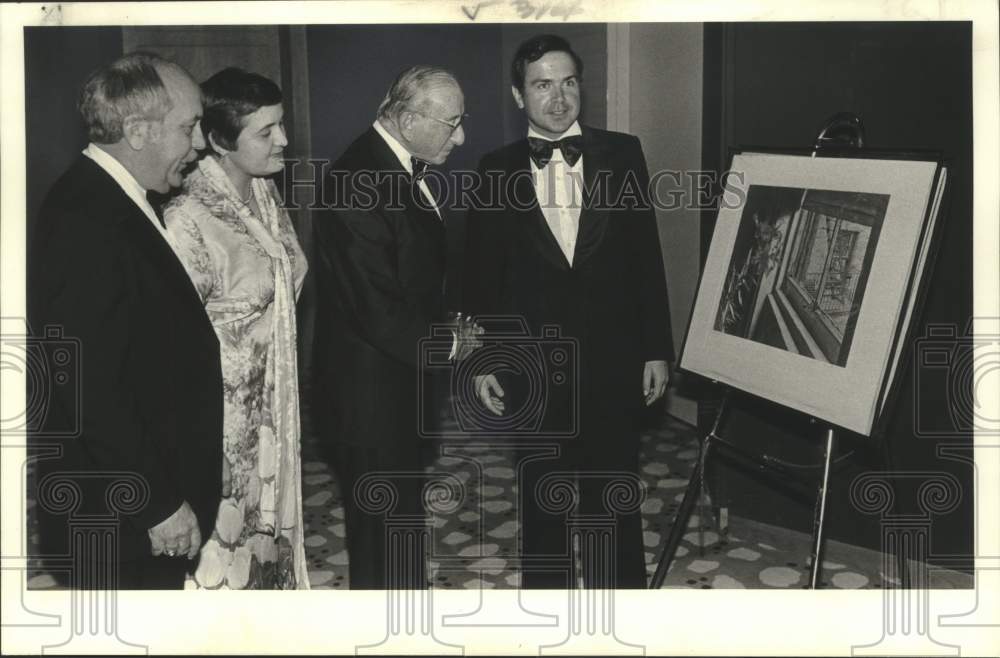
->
<box><xmin>511</xmin><ymin>85</ymin><xmax>525</xmax><ymax>109</ymax></box>
<box><xmin>121</xmin><ymin>115</ymin><xmax>150</xmax><ymax>150</ymax></box>
<box><xmin>397</xmin><ymin>111</ymin><xmax>414</xmax><ymax>137</ymax></box>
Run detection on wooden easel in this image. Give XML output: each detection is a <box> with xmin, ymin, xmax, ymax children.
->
<box><xmin>650</xmin><ymin>114</ymin><xmax>910</xmax><ymax>590</ymax></box>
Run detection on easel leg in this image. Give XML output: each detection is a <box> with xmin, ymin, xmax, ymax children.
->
<box><xmin>649</xmin><ymin>451</ymin><xmax>702</xmax><ymax>589</ymax></box>
<box><xmin>880</xmin><ymin>435</ymin><xmax>910</xmax><ymax>588</ymax></box>
<box><xmin>650</xmin><ymin>391</ymin><xmax>728</xmax><ymax>589</ymax></box>
<box><xmin>809</xmin><ymin>427</ymin><xmax>836</xmax><ymax>589</ymax></box>
<box><xmin>696</xmin><ymin>437</ymin><xmax>710</xmax><ymax>556</ymax></box>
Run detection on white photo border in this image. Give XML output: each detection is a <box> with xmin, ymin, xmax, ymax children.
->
<box><xmin>2</xmin><ymin>1</ymin><xmax>998</xmax><ymax>656</ymax></box>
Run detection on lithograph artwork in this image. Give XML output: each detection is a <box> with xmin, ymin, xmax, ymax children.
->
<box><xmin>713</xmin><ymin>185</ymin><xmax>888</xmax><ymax>367</ymax></box>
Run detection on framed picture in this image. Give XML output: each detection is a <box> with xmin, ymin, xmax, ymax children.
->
<box><xmin>681</xmin><ymin>151</ymin><xmax>947</xmax><ymax>435</ymax></box>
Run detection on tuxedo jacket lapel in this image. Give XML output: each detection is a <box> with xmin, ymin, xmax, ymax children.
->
<box><xmin>510</xmin><ymin>140</ymin><xmax>572</xmax><ymax>271</ymax></box>
<box><xmin>403</xmin><ymin>180</ymin><xmax>446</xmax><ymax>234</ymax></box>
<box><xmin>364</xmin><ymin>128</ymin><xmax>445</xmax><ymax>238</ymax></box>
<box><xmin>510</xmin><ymin>129</ymin><xmax>611</xmax><ymax>270</ymax></box>
<box><xmin>572</xmin><ymin>127</ymin><xmax>610</xmax><ymax>268</ymax></box>
<box><xmin>82</xmin><ymin>161</ymin><xmax>208</xmax><ymax>312</ymax></box>
<box><xmin>124</xmin><ymin>203</ymin><xmax>209</xmax><ymax>312</ymax></box>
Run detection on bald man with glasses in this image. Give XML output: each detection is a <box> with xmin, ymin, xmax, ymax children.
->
<box><xmin>312</xmin><ymin>65</ymin><xmax>473</xmax><ymax>589</ymax></box>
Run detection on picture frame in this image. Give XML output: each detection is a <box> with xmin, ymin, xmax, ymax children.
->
<box><xmin>681</xmin><ymin>151</ymin><xmax>947</xmax><ymax>436</ymax></box>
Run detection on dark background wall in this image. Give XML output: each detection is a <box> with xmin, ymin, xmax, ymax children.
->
<box><xmin>700</xmin><ymin>22</ymin><xmax>974</xmax><ymax>567</ymax></box>
<box><xmin>627</xmin><ymin>23</ymin><xmax>703</xmax><ymax>424</ymax></box>
<box><xmin>24</xmin><ymin>27</ymin><xmax>123</xmax><ymax>229</ymax></box>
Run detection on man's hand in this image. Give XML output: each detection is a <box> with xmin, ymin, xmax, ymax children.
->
<box><xmin>221</xmin><ymin>456</ymin><xmax>233</xmax><ymax>498</ymax></box>
<box><xmin>474</xmin><ymin>374</ymin><xmax>505</xmax><ymax>415</ymax></box>
<box><xmin>643</xmin><ymin>360</ymin><xmax>669</xmax><ymax>406</ymax></box>
<box><xmin>453</xmin><ymin>314</ymin><xmax>485</xmax><ymax>361</ymax></box>
<box><xmin>148</xmin><ymin>501</ymin><xmax>201</xmax><ymax>560</ymax></box>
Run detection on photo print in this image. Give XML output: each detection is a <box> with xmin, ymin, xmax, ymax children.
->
<box><xmin>714</xmin><ymin>185</ymin><xmax>888</xmax><ymax>367</ymax></box>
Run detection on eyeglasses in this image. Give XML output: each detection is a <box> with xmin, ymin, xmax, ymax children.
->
<box><xmin>408</xmin><ymin>109</ymin><xmax>468</xmax><ymax>133</ymax></box>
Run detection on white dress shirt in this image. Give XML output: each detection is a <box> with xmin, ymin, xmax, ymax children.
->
<box><xmin>372</xmin><ymin>121</ymin><xmax>442</xmax><ymax>220</ymax></box>
<box><xmin>529</xmin><ymin>121</ymin><xmax>583</xmax><ymax>266</ymax></box>
<box><xmin>82</xmin><ymin>143</ymin><xmax>171</xmax><ymax>240</ymax></box>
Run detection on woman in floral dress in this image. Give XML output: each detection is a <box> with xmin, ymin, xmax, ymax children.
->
<box><xmin>164</xmin><ymin>68</ymin><xmax>308</xmax><ymax>589</ymax></box>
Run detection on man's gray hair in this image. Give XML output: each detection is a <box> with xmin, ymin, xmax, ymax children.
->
<box><xmin>376</xmin><ymin>65</ymin><xmax>458</xmax><ymax>121</ymax></box>
<box><xmin>78</xmin><ymin>52</ymin><xmax>177</xmax><ymax>144</ymax></box>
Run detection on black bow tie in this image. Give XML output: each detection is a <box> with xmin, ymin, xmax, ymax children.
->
<box><xmin>528</xmin><ymin>135</ymin><xmax>583</xmax><ymax>168</ymax></box>
<box><xmin>146</xmin><ymin>190</ymin><xmax>166</xmax><ymax>228</ymax></box>
<box><xmin>410</xmin><ymin>157</ymin><xmax>430</xmax><ymax>181</ymax></box>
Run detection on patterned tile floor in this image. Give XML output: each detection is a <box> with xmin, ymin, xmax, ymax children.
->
<box><xmin>298</xmin><ymin>413</ymin><xmax>967</xmax><ymax>590</ymax></box>
<box><xmin>26</xmin><ymin>411</ymin><xmax>972</xmax><ymax>590</ymax></box>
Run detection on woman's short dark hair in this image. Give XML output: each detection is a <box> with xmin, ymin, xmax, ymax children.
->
<box><xmin>510</xmin><ymin>34</ymin><xmax>583</xmax><ymax>92</ymax></box>
<box><xmin>201</xmin><ymin>67</ymin><xmax>283</xmax><ymax>152</ymax></box>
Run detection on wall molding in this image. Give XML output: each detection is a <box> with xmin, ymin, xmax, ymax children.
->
<box><xmin>606</xmin><ymin>24</ymin><xmax>630</xmax><ymax>133</ymax></box>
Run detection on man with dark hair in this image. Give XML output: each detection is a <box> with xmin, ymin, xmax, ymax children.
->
<box><xmin>465</xmin><ymin>34</ymin><xmax>673</xmax><ymax>589</ymax></box>
<box><xmin>509</xmin><ymin>33</ymin><xmax>585</xmax><ymax>99</ymax></box>
<box><xmin>30</xmin><ymin>52</ymin><xmax>223</xmax><ymax>589</ymax></box>
<box><xmin>312</xmin><ymin>66</ymin><xmax>475</xmax><ymax>589</ymax></box>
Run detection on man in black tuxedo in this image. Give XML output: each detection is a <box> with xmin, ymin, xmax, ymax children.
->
<box><xmin>312</xmin><ymin>66</ymin><xmax>472</xmax><ymax>589</ymax></box>
<box><xmin>30</xmin><ymin>53</ymin><xmax>223</xmax><ymax>589</ymax></box>
<box><xmin>464</xmin><ymin>35</ymin><xmax>673</xmax><ymax>589</ymax></box>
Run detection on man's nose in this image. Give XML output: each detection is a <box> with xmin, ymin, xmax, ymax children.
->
<box><xmin>192</xmin><ymin>123</ymin><xmax>206</xmax><ymax>151</ymax></box>
<box><xmin>451</xmin><ymin>124</ymin><xmax>465</xmax><ymax>146</ymax></box>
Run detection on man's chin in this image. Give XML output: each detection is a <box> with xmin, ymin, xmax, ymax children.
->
<box><xmin>532</xmin><ymin>117</ymin><xmax>577</xmax><ymax>139</ymax></box>
<box><xmin>549</xmin><ymin>118</ymin><xmax>575</xmax><ymax>131</ymax></box>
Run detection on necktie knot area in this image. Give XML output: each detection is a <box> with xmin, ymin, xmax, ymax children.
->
<box><xmin>146</xmin><ymin>190</ymin><xmax>166</xmax><ymax>228</ymax></box>
<box><xmin>410</xmin><ymin>156</ymin><xmax>430</xmax><ymax>181</ymax></box>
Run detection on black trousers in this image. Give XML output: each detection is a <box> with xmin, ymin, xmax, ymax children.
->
<box><xmin>517</xmin><ymin>430</ymin><xmax>646</xmax><ymax>590</ymax></box>
<box><xmin>500</xmin><ymin>362</ymin><xmax>647</xmax><ymax>590</ymax></box>
<box><xmin>49</xmin><ymin>552</ymin><xmax>192</xmax><ymax>590</ymax></box>
<box><xmin>117</xmin><ymin>555</ymin><xmax>192</xmax><ymax>589</ymax></box>
<box><xmin>35</xmin><ymin>458</ymin><xmax>195</xmax><ymax>590</ymax></box>
<box><xmin>331</xmin><ymin>440</ymin><xmax>429</xmax><ymax>589</ymax></box>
